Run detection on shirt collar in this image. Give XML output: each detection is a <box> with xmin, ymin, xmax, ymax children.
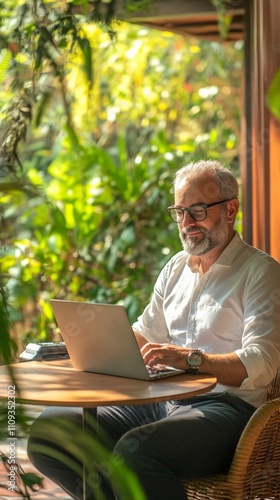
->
<box><xmin>185</xmin><ymin>232</ymin><xmax>244</xmax><ymax>274</ymax></box>
<box><xmin>212</xmin><ymin>231</ymin><xmax>243</xmax><ymax>268</ymax></box>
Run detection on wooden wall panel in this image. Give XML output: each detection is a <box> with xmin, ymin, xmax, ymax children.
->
<box><xmin>269</xmin><ymin>118</ymin><xmax>280</xmax><ymax>260</ymax></box>
<box><xmin>243</xmin><ymin>0</ymin><xmax>280</xmax><ymax>261</ymax></box>
<box><xmin>267</xmin><ymin>3</ymin><xmax>280</xmax><ymax>261</ymax></box>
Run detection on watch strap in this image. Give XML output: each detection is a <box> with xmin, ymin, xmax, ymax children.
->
<box><xmin>186</xmin><ymin>367</ymin><xmax>199</xmax><ymax>374</ymax></box>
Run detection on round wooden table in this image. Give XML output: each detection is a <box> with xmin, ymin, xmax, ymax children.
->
<box><xmin>0</xmin><ymin>359</ymin><xmax>217</xmax><ymax>406</ymax></box>
<box><xmin>0</xmin><ymin>360</ymin><xmax>217</xmax><ymax>499</ymax></box>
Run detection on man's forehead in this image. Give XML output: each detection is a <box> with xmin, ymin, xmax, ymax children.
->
<box><xmin>175</xmin><ymin>176</ymin><xmax>220</xmax><ymax>199</ymax></box>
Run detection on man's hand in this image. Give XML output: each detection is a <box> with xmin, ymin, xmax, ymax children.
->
<box><xmin>141</xmin><ymin>342</ymin><xmax>248</xmax><ymax>387</ymax></box>
<box><xmin>141</xmin><ymin>342</ymin><xmax>190</xmax><ymax>371</ymax></box>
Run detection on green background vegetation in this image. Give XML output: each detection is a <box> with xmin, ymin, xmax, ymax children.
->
<box><xmin>1</xmin><ymin>3</ymin><xmax>280</xmax><ymax>498</ymax></box>
<box><xmin>0</xmin><ymin>3</ymin><xmax>243</xmax><ymax>354</ymax></box>
<box><xmin>0</xmin><ymin>2</ymin><xmax>262</xmax><ymax>498</ymax></box>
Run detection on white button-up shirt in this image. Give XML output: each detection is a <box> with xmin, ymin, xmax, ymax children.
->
<box><xmin>132</xmin><ymin>232</ymin><xmax>280</xmax><ymax>407</ymax></box>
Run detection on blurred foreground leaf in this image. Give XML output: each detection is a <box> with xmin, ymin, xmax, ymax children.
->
<box><xmin>267</xmin><ymin>68</ymin><xmax>280</xmax><ymax>121</ymax></box>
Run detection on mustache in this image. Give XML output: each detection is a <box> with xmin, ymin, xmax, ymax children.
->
<box><xmin>181</xmin><ymin>226</ymin><xmax>207</xmax><ymax>235</ymax></box>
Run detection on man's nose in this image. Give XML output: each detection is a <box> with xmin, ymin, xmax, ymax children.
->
<box><xmin>180</xmin><ymin>210</ymin><xmax>195</xmax><ymax>226</ymax></box>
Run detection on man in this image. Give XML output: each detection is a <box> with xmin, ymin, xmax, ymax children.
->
<box><xmin>28</xmin><ymin>160</ymin><xmax>280</xmax><ymax>499</ymax></box>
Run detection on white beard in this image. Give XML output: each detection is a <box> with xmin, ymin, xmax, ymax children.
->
<box><xmin>179</xmin><ymin>210</ymin><xmax>229</xmax><ymax>256</ymax></box>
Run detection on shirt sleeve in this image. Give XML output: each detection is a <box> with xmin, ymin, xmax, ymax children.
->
<box><xmin>235</xmin><ymin>259</ymin><xmax>280</xmax><ymax>389</ymax></box>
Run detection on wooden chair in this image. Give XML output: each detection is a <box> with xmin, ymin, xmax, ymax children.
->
<box><xmin>267</xmin><ymin>368</ymin><xmax>280</xmax><ymax>402</ymax></box>
<box><xmin>182</xmin><ymin>370</ymin><xmax>280</xmax><ymax>499</ymax></box>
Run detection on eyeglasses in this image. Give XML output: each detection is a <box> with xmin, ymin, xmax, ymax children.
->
<box><xmin>167</xmin><ymin>199</ymin><xmax>231</xmax><ymax>223</ymax></box>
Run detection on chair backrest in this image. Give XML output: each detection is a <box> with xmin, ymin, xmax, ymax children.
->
<box><xmin>267</xmin><ymin>368</ymin><xmax>280</xmax><ymax>401</ymax></box>
<box><xmin>226</xmin><ymin>397</ymin><xmax>280</xmax><ymax>499</ymax></box>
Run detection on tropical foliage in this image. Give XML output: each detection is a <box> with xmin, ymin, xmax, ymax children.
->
<box><xmin>0</xmin><ymin>2</ymin><xmax>243</xmax><ymax>350</ymax></box>
<box><xmin>267</xmin><ymin>67</ymin><xmax>280</xmax><ymax>122</ymax></box>
<box><xmin>0</xmin><ymin>2</ymin><xmax>243</xmax><ymax>499</ymax></box>
<box><xmin>1</xmin><ymin>3</ymin><xmax>279</xmax><ymax>499</ymax></box>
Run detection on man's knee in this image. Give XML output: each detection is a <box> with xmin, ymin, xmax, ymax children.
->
<box><xmin>27</xmin><ymin>407</ymin><xmax>83</xmax><ymax>466</ymax></box>
<box><xmin>113</xmin><ymin>422</ymin><xmax>159</xmax><ymax>468</ymax></box>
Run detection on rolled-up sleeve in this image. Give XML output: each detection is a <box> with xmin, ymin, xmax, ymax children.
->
<box><xmin>235</xmin><ymin>260</ymin><xmax>280</xmax><ymax>389</ymax></box>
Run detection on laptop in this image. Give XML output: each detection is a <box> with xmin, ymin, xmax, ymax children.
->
<box><xmin>50</xmin><ymin>299</ymin><xmax>185</xmax><ymax>381</ymax></box>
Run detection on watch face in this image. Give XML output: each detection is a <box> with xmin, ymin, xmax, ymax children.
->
<box><xmin>188</xmin><ymin>350</ymin><xmax>202</xmax><ymax>367</ymax></box>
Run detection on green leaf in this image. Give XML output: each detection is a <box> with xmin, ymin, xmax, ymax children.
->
<box><xmin>50</xmin><ymin>204</ymin><xmax>67</xmax><ymax>235</ymax></box>
<box><xmin>19</xmin><ymin>472</ymin><xmax>44</xmax><ymax>490</ymax></box>
<box><xmin>267</xmin><ymin>68</ymin><xmax>280</xmax><ymax>121</ymax></box>
<box><xmin>34</xmin><ymin>90</ymin><xmax>52</xmax><ymax>127</ymax></box>
<box><xmin>64</xmin><ymin>122</ymin><xmax>82</xmax><ymax>150</ymax></box>
<box><xmin>0</xmin><ymin>49</ymin><xmax>11</xmax><ymax>83</ymax></box>
<box><xmin>0</xmin><ymin>287</ymin><xmax>13</xmax><ymax>363</ymax></box>
<box><xmin>77</xmin><ymin>36</ymin><xmax>93</xmax><ymax>88</ymax></box>
<box><xmin>39</xmin><ymin>26</ymin><xmax>57</xmax><ymax>49</ymax></box>
<box><xmin>34</xmin><ymin>38</ymin><xmax>44</xmax><ymax>69</ymax></box>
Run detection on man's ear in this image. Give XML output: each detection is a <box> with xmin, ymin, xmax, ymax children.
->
<box><xmin>226</xmin><ymin>198</ymin><xmax>239</xmax><ymax>223</ymax></box>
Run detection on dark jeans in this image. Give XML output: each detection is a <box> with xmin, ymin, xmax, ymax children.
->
<box><xmin>27</xmin><ymin>393</ymin><xmax>255</xmax><ymax>500</ymax></box>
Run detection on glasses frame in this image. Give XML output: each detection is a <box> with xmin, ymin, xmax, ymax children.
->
<box><xmin>167</xmin><ymin>199</ymin><xmax>232</xmax><ymax>223</ymax></box>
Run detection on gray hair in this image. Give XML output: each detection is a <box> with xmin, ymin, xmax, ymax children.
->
<box><xmin>174</xmin><ymin>160</ymin><xmax>239</xmax><ymax>199</ymax></box>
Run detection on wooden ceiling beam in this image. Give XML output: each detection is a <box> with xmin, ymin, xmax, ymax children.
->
<box><xmin>120</xmin><ymin>0</ymin><xmax>246</xmax><ymax>20</ymax></box>
<box><xmin>122</xmin><ymin>0</ymin><xmax>246</xmax><ymax>41</ymax></box>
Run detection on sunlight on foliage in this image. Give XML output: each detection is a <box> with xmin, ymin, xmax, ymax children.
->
<box><xmin>0</xmin><ymin>12</ymin><xmax>243</xmax><ymax>345</ymax></box>
<box><xmin>0</xmin><ymin>4</ymin><xmax>244</xmax><ymax>500</ymax></box>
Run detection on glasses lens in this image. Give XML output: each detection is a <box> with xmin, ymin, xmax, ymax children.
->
<box><xmin>168</xmin><ymin>205</ymin><xmax>208</xmax><ymax>222</ymax></box>
<box><xmin>169</xmin><ymin>208</ymin><xmax>183</xmax><ymax>222</ymax></box>
<box><xmin>189</xmin><ymin>206</ymin><xmax>207</xmax><ymax>221</ymax></box>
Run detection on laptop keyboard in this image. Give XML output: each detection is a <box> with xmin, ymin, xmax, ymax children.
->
<box><xmin>146</xmin><ymin>365</ymin><xmax>180</xmax><ymax>379</ymax></box>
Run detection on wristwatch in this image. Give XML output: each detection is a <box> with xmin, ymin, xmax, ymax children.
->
<box><xmin>187</xmin><ymin>349</ymin><xmax>203</xmax><ymax>374</ymax></box>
